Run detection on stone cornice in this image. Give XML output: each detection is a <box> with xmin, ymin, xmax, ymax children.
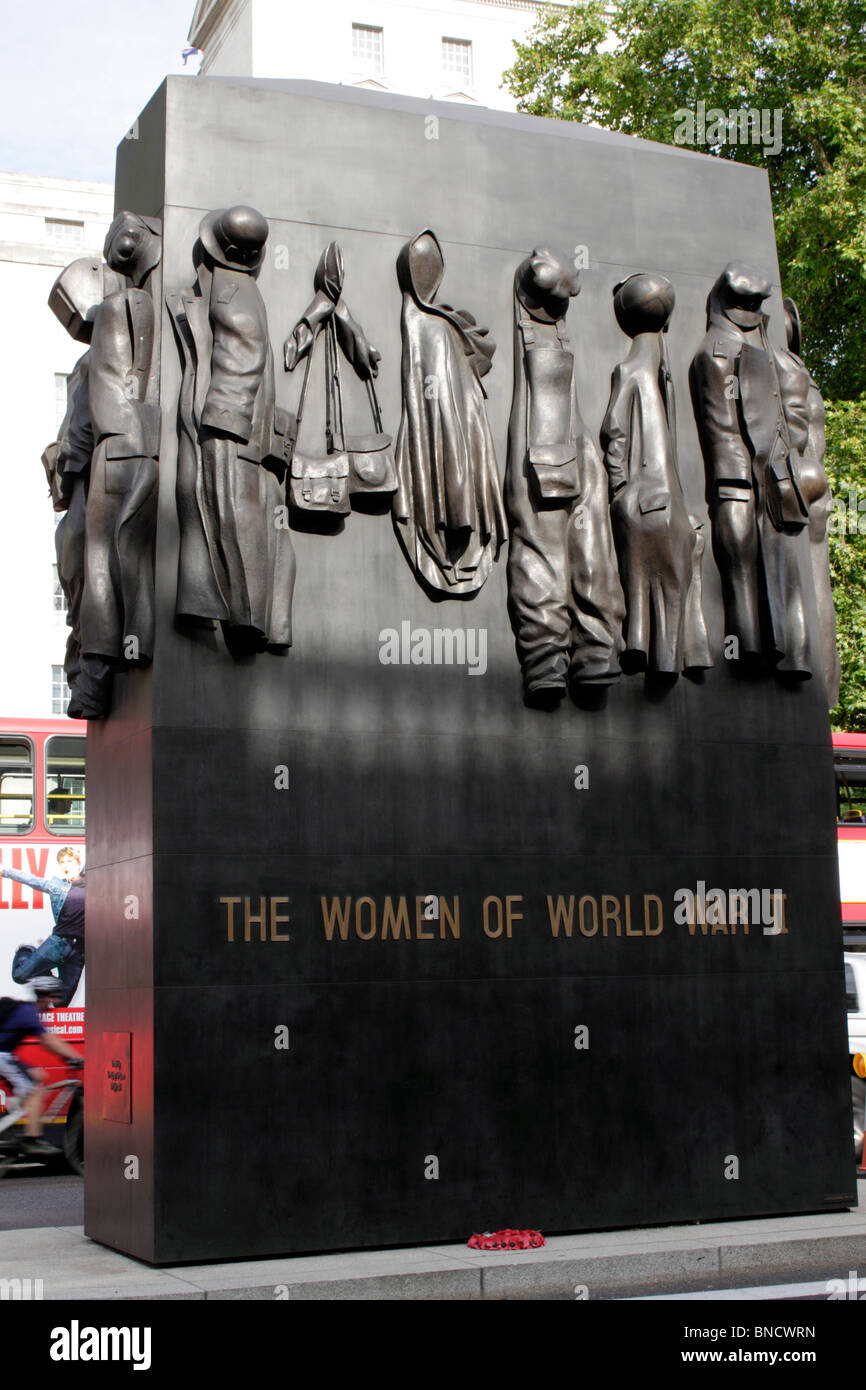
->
<box><xmin>190</xmin><ymin>0</ymin><xmax>569</xmax><ymax>45</ymax></box>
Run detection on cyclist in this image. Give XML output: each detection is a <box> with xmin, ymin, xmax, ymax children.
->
<box><xmin>0</xmin><ymin>977</ymin><xmax>83</xmax><ymax>1158</ymax></box>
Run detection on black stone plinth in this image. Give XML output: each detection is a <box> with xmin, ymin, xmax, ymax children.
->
<box><xmin>84</xmin><ymin>78</ymin><xmax>854</xmax><ymax>1264</ymax></box>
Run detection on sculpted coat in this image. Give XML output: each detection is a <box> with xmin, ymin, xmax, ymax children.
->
<box><xmin>690</xmin><ymin>262</ymin><xmax>813</xmax><ymax>679</ymax></box>
<box><xmin>601</xmin><ymin>273</ymin><xmax>711</xmax><ymax>676</ymax></box>
<box><xmin>169</xmin><ymin>207</ymin><xmax>295</xmax><ymax>651</ymax></box>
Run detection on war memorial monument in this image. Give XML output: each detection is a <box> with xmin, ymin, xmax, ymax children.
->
<box><xmin>45</xmin><ymin>75</ymin><xmax>854</xmax><ymax>1262</ymax></box>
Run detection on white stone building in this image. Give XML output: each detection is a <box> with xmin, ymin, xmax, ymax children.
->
<box><xmin>0</xmin><ymin>1</ymin><xmax>568</xmax><ymax>720</ymax></box>
<box><xmin>0</xmin><ymin>173</ymin><xmax>114</xmax><ymax>717</ymax></box>
<box><xmin>188</xmin><ymin>0</ymin><xmax>563</xmax><ymax>109</ymax></box>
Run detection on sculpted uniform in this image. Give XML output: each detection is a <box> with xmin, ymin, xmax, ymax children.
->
<box><xmin>782</xmin><ymin>297</ymin><xmax>840</xmax><ymax>705</ymax></box>
<box><xmin>83</xmin><ymin>212</ymin><xmax>161</xmax><ymax>667</ymax></box>
<box><xmin>505</xmin><ymin>248</ymin><xmax>623</xmax><ymax>706</ymax></box>
<box><xmin>689</xmin><ymin>262</ymin><xmax>812</xmax><ymax>678</ymax></box>
<box><xmin>171</xmin><ymin>206</ymin><xmax>295</xmax><ymax>650</ymax></box>
<box><xmin>46</xmin><ymin>254</ymin><xmax>123</xmax><ymax>718</ymax></box>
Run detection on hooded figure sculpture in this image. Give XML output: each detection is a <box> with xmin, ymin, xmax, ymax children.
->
<box><xmin>601</xmin><ymin>272</ymin><xmax>711</xmax><ymax>676</ymax></box>
<box><xmin>169</xmin><ymin>206</ymin><xmax>295</xmax><ymax>653</ymax></box>
<box><xmin>392</xmin><ymin>229</ymin><xmax>507</xmax><ymax>596</ymax></box>
<box><xmin>690</xmin><ymin>261</ymin><xmax>813</xmax><ymax>679</ymax></box>
<box><xmin>505</xmin><ymin>247</ymin><xmax>623</xmax><ymax>707</ymax></box>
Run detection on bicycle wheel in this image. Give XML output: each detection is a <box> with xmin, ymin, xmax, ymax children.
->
<box><xmin>63</xmin><ymin>1096</ymin><xmax>83</xmax><ymax>1175</ymax></box>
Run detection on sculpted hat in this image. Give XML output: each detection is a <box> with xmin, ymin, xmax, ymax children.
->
<box><xmin>48</xmin><ymin>257</ymin><xmax>106</xmax><ymax>342</ymax></box>
<box><xmin>103</xmin><ymin>211</ymin><xmax>162</xmax><ymax>285</ymax></box>
<box><xmin>515</xmin><ymin>247</ymin><xmax>580</xmax><ymax>324</ymax></box>
<box><xmin>199</xmin><ymin>205</ymin><xmax>269</xmax><ymax>273</ymax></box>
<box><xmin>613</xmin><ymin>271</ymin><xmax>675</xmax><ymax>336</ymax></box>
<box><xmin>712</xmin><ymin>261</ymin><xmax>772</xmax><ymax>329</ymax></box>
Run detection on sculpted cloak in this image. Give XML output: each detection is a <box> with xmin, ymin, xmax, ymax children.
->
<box><xmin>392</xmin><ymin>230</ymin><xmax>507</xmax><ymax>596</ymax></box>
<box><xmin>601</xmin><ymin>272</ymin><xmax>711</xmax><ymax>675</ymax></box>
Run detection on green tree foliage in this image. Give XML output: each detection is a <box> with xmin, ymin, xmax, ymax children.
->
<box><xmin>506</xmin><ymin>1</ymin><xmax>866</xmax><ymax>716</ymax></box>
<box><xmin>826</xmin><ymin>396</ymin><xmax>866</xmax><ymax>728</ymax></box>
<box><xmin>505</xmin><ymin>0</ymin><xmax>866</xmax><ymax>400</ymax></box>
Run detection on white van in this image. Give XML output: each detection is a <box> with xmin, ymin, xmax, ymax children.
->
<box><xmin>845</xmin><ymin>953</ymin><xmax>866</xmax><ymax>1057</ymax></box>
<box><xmin>845</xmin><ymin>953</ymin><xmax>866</xmax><ymax>1162</ymax></box>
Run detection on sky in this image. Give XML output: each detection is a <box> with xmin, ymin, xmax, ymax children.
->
<box><xmin>0</xmin><ymin>0</ymin><xmax>203</xmax><ymax>184</ymax></box>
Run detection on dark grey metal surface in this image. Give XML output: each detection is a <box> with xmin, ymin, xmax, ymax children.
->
<box><xmin>82</xmin><ymin>78</ymin><xmax>852</xmax><ymax>1264</ymax></box>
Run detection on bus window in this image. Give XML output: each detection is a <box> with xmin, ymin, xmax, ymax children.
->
<box><xmin>835</xmin><ymin>752</ymin><xmax>866</xmax><ymax>824</ymax></box>
<box><xmin>44</xmin><ymin>735</ymin><xmax>85</xmax><ymax>835</ymax></box>
<box><xmin>0</xmin><ymin>740</ymin><xmax>34</xmax><ymax>834</ymax></box>
<box><xmin>846</xmin><ymin>961</ymin><xmax>859</xmax><ymax>1012</ymax></box>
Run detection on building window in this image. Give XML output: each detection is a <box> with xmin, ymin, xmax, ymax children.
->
<box><xmin>55</xmin><ymin>372</ymin><xmax>68</xmax><ymax>430</ymax></box>
<box><xmin>51</xmin><ymin>665</ymin><xmax>70</xmax><ymax>716</ymax></box>
<box><xmin>352</xmin><ymin>23</ymin><xmax>384</xmax><ymax>74</ymax></box>
<box><xmin>45</xmin><ymin>735</ymin><xmax>86</xmax><ymax>834</ymax></box>
<box><xmin>53</xmin><ymin>565</ymin><xmax>67</xmax><ymax>616</ymax></box>
<box><xmin>442</xmin><ymin>37</ymin><xmax>473</xmax><ymax>86</ymax></box>
<box><xmin>45</xmin><ymin>218</ymin><xmax>84</xmax><ymax>250</ymax></box>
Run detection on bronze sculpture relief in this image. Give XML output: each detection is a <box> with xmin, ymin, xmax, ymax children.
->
<box><xmin>47</xmin><ymin>216</ymin><xmax>162</xmax><ymax>719</ymax></box>
<box><xmin>601</xmin><ymin>273</ymin><xmax>711</xmax><ymax>676</ymax></box>
<box><xmin>169</xmin><ymin>206</ymin><xmax>295</xmax><ymax>653</ymax></box>
<box><xmin>782</xmin><ymin>297</ymin><xmax>840</xmax><ymax>704</ymax></box>
<box><xmin>690</xmin><ymin>262</ymin><xmax>813</xmax><ymax>679</ymax></box>
<box><xmin>83</xmin><ymin>212</ymin><xmax>161</xmax><ymax>671</ymax></box>
<box><xmin>284</xmin><ymin>242</ymin><xmax>395</xmax><ymax>510</ymax></box>
<box><xmin>392</xmin><ymin>230</ymin><xmax>507</xmax><ymax>596</ymax></box>
<box><xmin>505</xmin><ymin>247</ymin><xmax>623</xmax><ymax>707</ymax></box>
<box><xmin>48</xmin><ymin>348</ymin><xmax>109</xmax><ymax>718</ymax></box>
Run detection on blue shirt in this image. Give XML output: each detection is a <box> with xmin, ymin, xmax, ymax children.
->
<box><xmin>0</xmin><ymin>1001</ymin><xmax>44</xmax><ymax>1053</ymax></box>
<box><xmin>2</xmin><ymin>869</ymin><xmax>70</xmax><ymax>925</ymax></box>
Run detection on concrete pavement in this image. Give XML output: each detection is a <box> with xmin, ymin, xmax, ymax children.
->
<box><xmin>1</xmin><ymin>1180</ymin><xmax>864</xmax><ymax>1299</ymax></box>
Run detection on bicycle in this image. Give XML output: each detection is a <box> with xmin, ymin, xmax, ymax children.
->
<box><xmin>0</xmin><ymin>1076</ymin><xmax>83</xmax><ymax>1177</ymax></box>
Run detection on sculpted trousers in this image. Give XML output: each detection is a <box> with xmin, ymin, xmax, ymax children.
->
<box><xmin>80</xmin><ymin>443</ymin><xmax>157</xmax><ymax>664</ymax></box>
<box><xmin>506</xmin><ymin>450</ymin><xmax>623</xmax><ymax>691</ymax></box>
<box><xmin>56</xmin><ymin>476</ymin><xmax>112</xmax><ymax>712</ymax></box>
<box><xmin>711</xmin><ymin>487</ymin><xmax>762</xmax><ymax>658</ymax></box>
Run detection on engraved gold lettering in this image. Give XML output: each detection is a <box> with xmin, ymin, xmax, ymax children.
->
<box><xmin>355</xmin><ymin>897</ymin><xmax>377</xmax><ymax>941</ymax></box>
<box><xmin>220</xmin><ymin>896</ymin><xmax>242</xmax><ymax>942</ymax></box>
<box><xmin>270</xmin><ymin>897</ymin><xmax>290</xmax><ymax>941</ymax></box>
<box><xmin>578</xmin><ymin>895</ymin><xmax>598</xmax><ymax>937</ymax></box>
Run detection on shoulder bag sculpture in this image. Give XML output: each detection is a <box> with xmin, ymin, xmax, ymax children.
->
<box><xmin>286</xmin><ymin>319</ymin><xmax>350</xmax><ymax>516</ymax></box>
<box><xmin>326</xmin><ymin>322</ymin><xmax>396</xmax><ymax>496</ymax></box>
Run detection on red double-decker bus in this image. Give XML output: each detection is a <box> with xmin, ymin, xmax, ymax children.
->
<box><xmin>834</xmin><ymin>731</ymin><xmax>866</xmax><ymax>947</ymax></box>
<box><xmin>0</xmin><ymin>717</ymin><xmax>86</xmax><ymax>1150</ymax></box>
